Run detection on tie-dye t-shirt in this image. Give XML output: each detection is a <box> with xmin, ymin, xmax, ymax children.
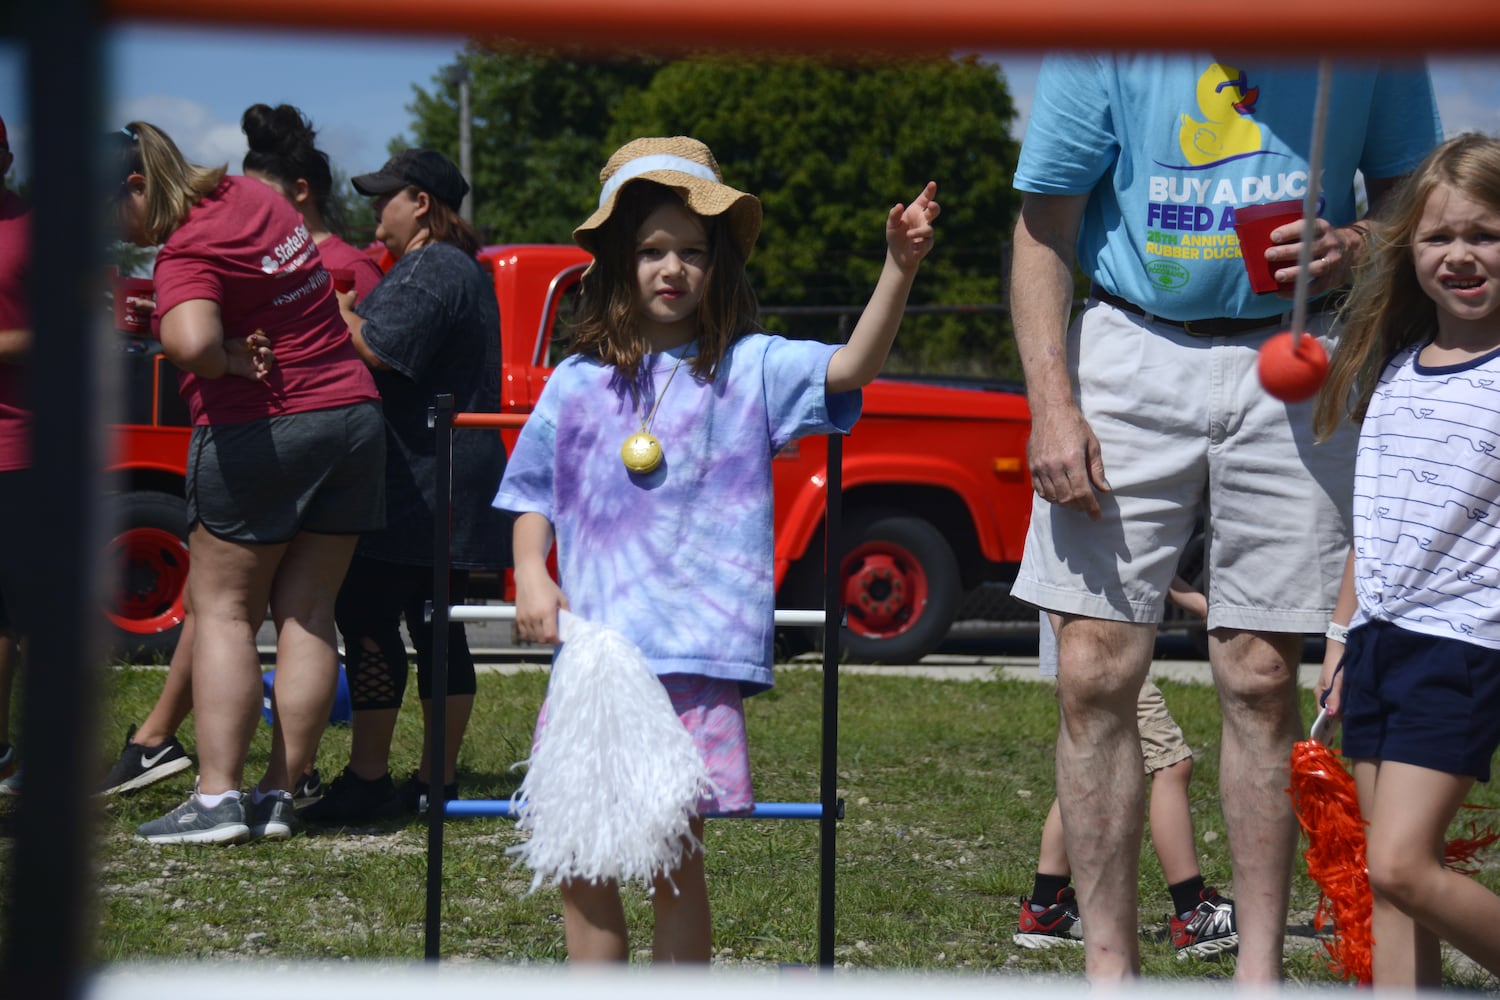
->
<box><xmin>495</xmin><ymin>332</ymin><xmax>860</xmax><ymax>694</ymax></box>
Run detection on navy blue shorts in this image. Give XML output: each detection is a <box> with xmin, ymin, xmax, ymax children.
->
<box><xmin>1341</xmin><ymin>619</ymin><xmax>1500</xmax><ymax>781</ymax></box>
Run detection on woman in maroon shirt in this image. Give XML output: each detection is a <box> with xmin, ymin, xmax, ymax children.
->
<box><xmin>110</xmin><ymin>121</ymin><xmax>385</xmax><ymax>845</ymax></box>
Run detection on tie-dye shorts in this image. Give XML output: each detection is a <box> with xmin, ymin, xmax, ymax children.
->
<box><xmin>533</xmin><ymin>672</ymin><xmax>754</xmax><ymax>816</ymax></box>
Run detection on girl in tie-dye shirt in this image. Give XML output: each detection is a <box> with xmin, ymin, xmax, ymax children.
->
<box><xmin>494</xmin><ymin>135</ymin><xmax>938</xmax><ymax>964</ymax></box>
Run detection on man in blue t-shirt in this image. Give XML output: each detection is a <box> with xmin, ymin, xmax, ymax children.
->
<box><xmin>1008</xmin><ymin>55</ymin><xmax>1440</xmax><ymax>982</ymax></box>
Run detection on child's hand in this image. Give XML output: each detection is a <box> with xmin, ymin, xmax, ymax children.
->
<box><xmin>1314</xmin><ymin>642</ymin><xmax>1345</xmax><ymax>718</ymax></box>
<box><xmin>514</xmin><ymin>564</ymin><xmax>569</xmax><ymax>646</ymax></box>
<box><xmin>887</xmin><ymin>181</ymin><xmax>940</xmax><ymax>273</ymax></box>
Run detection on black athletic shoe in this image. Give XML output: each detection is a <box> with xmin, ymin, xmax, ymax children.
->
<box><xmin>292</xmin><ymin>767</ymin><xmax>323</xmax><ymax>808</ymax></box>
<box><xmin>299</xmin><ymin>767</ymin><xmax>402</xmax><ymax>824</ymax></box>
<box><xmin>100</xmin><ymin>726</ymin><xmax>193</xmax><ymax>796</ymax></box>
<box><xmin>396</xmin><ymin>773</ymin><xmax>459</xmax><ymax>816</ymax></box>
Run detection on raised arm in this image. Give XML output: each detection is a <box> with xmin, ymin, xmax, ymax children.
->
<box><xmin>825</xmin><ymin>181</ymin><xmax>940</xmax><ymax>394</ymax></box>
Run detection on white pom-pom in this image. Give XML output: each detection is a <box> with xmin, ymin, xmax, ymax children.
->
<box><xmin>507</xmin><ymin>610</ymin><xmax>716</xmax><ymax>892</ymax></box>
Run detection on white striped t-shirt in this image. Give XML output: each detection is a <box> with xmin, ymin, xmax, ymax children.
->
<box><xmin>1351</xmin><ymin>342</ymin><xmax>1500</xmax><ymax>650</ymax></box>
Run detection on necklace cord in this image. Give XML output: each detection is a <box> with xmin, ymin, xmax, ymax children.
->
<box><xmin>637</xmin><ymin>350</ymin><xmax>688</xmax><ymax>433</ymax></box>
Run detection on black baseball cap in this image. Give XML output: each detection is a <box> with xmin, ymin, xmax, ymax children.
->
<box><xmin>352</xmin><ymin>148</ymin><xmax>468</xmax><ymax>212</ymax></box>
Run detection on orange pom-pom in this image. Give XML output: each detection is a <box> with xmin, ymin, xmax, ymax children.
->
<box><xmin>1258</xmin><ymin>331</ymin><xmax>1329</xmax><ymax>402</ymax></box>
<box><xmin>1290</xmin><ymin>736</ymin><xmax>1372</xmax><ymax>983</ymax></box>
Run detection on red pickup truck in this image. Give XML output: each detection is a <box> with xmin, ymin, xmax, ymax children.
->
<box><xmin>106</xmin><ymin>245</ymin><xmax>1038</xmax><ymax>663</ymax></box>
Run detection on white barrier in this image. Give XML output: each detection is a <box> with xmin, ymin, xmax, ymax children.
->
<box><xmin>447</xmin><ymin>604</ymin><xmax>827</xmax><ymax>627</ymax></box>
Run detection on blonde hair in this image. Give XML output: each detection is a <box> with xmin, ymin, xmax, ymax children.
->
<box><xmin>112</xmin><ymin>121</ymin><xmax>227</xmax><ymax>245</ymax></box>
<box><xmin>1314</xmin><ymin>132</ymin><xmax>1500</xmax><ymax>440</ymax></box>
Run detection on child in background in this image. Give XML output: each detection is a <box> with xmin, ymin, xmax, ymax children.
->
<box><xmin>1019</xmin><ymin>577</ymin><xmax>1237</xmax><ymax>959</ymax></box>
<box><xmin>1313</xmin><ymin>132</ymin><xmax>1500</xmax><ymax>987</ymax></box>
<box><xmin>496</xmin><ymin>136</ymin><xmax>938</xmax><ymax>962</ymax></box>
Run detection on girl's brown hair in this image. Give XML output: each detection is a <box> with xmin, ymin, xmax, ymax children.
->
<box><xmin>1314</xmin><ymin>133</ymin><xmax>1500</xmax><ymax>440</ymax></box>
<box><xmin>109</xmin><ymin>121</ymin><xmax>227</xmax><ymax>246</ymax></box>
<box><xmin>568</xmin><ymin>180</ymin><xmax>758</xmax><ymax>383</ymax></box>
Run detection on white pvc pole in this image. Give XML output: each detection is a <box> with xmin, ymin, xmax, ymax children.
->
<box><xmin>446</xmin><ymin>605</ymin><xmax>827</xmax><ymax>627</ymax></box>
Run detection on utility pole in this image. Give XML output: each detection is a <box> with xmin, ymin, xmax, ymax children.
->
<box><xmin>444</xmin><ymin>63</ymin><xmax>473</xmax><ymax>224</ymax></box>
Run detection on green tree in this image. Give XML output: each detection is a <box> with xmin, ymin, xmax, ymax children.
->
<box><xmin>408</xmin><ymin>49</ymin><xmax>1024</xmax><ymax>377</ymax></box>
<box><xmin>608</xmin><ymin>54</ymin><xmax>1021</xmax><ymax>375</ymax></box>
<box><xmin>407</xmin><ymin>41</ymin><xmax>661</xmax><ymax>245</ymax></box>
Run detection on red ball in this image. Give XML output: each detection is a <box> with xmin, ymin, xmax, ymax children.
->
<box><xmin>1258</xmin><ymin>331</ymin><xmax>1329</xmax><ymax>403</ymax></box>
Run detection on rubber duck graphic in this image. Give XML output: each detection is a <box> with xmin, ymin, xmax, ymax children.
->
<box><xmin>1179</xmin><ymin>62</ymin><xmax>1263</xmax><ymax>166</ymax></box>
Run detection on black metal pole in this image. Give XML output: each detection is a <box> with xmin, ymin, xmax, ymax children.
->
<box><xmin>423</xmin><ymin>393</ymin><xmax>455</xmax><ymax>960</ymax></box>
<box><xmin>816</xmin><ymin>432</ymin><xmax>843</xmax><ymax>968</ymax></box>
<box><xmin>1</xmin><ymin>3</ymin><xmax>107</xmax><ymax>998</ymax></box>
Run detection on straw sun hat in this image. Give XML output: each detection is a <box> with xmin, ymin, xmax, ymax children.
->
<box><xmin>574</xmin><ymin>136</ymin><xmax>762</xmax><ymax>259</ymax></box>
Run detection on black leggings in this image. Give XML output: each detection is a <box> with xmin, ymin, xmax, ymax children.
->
<box><xmin>335</xmin><ymin>555</ymin><xmax>478</xmax><ymax>711</ymax></box>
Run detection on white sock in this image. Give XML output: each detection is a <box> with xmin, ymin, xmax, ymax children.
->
<box><xmin>196</xmin><ymin>789</ymin><xmax>242</xmax><ymax>808</ymax></box>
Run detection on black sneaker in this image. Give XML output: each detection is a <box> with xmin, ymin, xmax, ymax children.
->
<box><xmin>299</xmin><ymin>767</ymin><xmax>402</xmax><ymax>824</ymax></box>
<box><xmin>396</xmin><ymin>772</ymin><xmax>459</xmax><ymax>816</ymax></box>
<box><xmin>101</xmin><ymin>726</ymin><xmax>193</xmax><ymax>796</ymax></box>
<box><xmin>292</xmin><ymin>767</ymin><xmax>323</xmax><ymax>808</ymax></box>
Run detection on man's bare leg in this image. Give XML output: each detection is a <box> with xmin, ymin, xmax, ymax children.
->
<box><xmin>1054</xmin><ymin>615</ymin><xmax>1156</xmax><ymax>980</ymax></box>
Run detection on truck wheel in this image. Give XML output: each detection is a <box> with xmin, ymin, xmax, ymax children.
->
<box><xmin>104</xmin><ymin>490</ymin><xmax>189</xmax><ymax>662</ymax></box>
<box><xmin>841</xmin><ymin>512</ymin><xmax>961</xmax><ymax>664</ymax></box>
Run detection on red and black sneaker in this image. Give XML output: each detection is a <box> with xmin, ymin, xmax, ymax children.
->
<box><xmin>1014</xmin><ymin>886</ymin><xmax>1084</xmax><ymax>949</ymax></box>
<box><xmin>1169</xmin><ymin>887</ymin><xmax>1239</xmax><ymax>959</ymax></box>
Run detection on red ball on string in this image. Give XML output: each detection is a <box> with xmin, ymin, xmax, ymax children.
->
<box><xmin>1258</xmin><ymin>331</ymin><xmax>1329</xmax><ymax>402</ymax></box>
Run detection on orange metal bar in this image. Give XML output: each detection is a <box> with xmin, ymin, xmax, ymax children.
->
<box><xmin>453</xmin><ymin>412</ymin><xmax>526</xmax><ymax>429</ymax></box>
<box><xmin>106</xmin><ymin>0</ymin><xmax>1500</xmax><ymax>54</ymax></box>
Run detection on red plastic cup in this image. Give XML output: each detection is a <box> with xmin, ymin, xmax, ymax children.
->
<box><xmin>330</xmin><ymin>268</ymin><xmax>355</xmax><ymax>294</ymax></box>
<box><xmin>112</xmin><ymin>276</ymin><xmax>155</xmax><ymax>333</ymax></box>
<box><xmin>1234</xmin><ymin>200</ymin><xmax>1303</xmax><ymax>294</ymax></box>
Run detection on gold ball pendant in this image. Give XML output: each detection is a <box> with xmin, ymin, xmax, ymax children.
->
<box><xmin>621</xmin><ymin>432</ymin><xmax>663</xmax><ymax>474</ymax></box>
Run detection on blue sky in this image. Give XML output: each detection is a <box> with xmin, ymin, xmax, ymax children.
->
<box><xmin>2</xmin><ymin>25</ymin><xmax>1498</xmax><ymax>186</ymax></box>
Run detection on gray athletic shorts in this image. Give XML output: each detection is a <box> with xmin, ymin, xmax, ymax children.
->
<box><xmin>186</xmin><ymin>401</ymin><xmax>386</xmax><ymax>544</ymax></box>
<box><xmin>1012</xmin><ymin>297</ymin><xmax>1355</xmax><ymax>634</ymax></box>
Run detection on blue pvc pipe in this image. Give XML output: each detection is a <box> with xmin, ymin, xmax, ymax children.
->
<box><xmin>443</xmin><ymin>800</ymin><xmax>825</xmax><ymax>821</ymax></box>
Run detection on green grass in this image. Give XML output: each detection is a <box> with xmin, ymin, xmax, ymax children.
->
<box><xmin>4</xmin><ymin>662</ymin><xmax>1499</xmax><ymax>986</ymax></box>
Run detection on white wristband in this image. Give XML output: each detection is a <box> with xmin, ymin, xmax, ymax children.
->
<box><xmin>1325</xmin><ymin>621</ymin><xmax>1350</xmax><ymax>644</ymax></box>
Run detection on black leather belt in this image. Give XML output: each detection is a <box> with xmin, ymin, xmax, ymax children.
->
<box><xmin>1090</xmin><ymin>284</ymin><xmax>1339</xmax><ymax>337</ymax></box>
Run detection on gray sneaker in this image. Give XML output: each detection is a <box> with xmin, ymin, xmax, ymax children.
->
<box><xmin>137</xmin><ymin>794</ymin><xmax>249</xmax><ymax>845</ymax></box>
<box><xmin>248</xmin><ymin>791</ymin><xmax>297</xmax><ymax>841</ymax></box>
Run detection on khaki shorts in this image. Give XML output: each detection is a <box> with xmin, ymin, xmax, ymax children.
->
<box><xmin>1137</xmin><ymin>678</ymin><xmax>1191</xmax><ymax>774</ymax></box>
<box><xmin>1013</xmin><ymin>298</ymin><xmax>1355</xmax><ymax>634</ymax></box>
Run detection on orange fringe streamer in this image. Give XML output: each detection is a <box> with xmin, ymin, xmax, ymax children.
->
<box><xmin>1289</xmin><ymin>736</ymin><xmax>1372</xmax><ymax>984</ymax></box>
<box><xmin>1289</xmin><ymin>740</ymin><xmax>1500</xmax><ymax>985</ymax></box>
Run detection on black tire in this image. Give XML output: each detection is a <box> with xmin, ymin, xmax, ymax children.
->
<box><xmin>840</xmin><ymin>511</ymin><xmax>962</xmax><ymax>664</ymax></box>
<box><xmin>103</xmin><ymin>490</ymin><xmax>189</xmax><ymax>663</ymax></box>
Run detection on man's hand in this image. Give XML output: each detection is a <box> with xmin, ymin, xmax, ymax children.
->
<box><xmin>1026</xmin><ymin>402</ymin><xmax>1111</xmax><ymax>521</ymax></box>
<box><xmin>1265</xmin><ymin>216</ymin><xmax>1363</xmax><ymax>298</ymax></box>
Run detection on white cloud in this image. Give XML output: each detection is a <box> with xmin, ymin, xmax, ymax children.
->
<box><xmin>112</xmin><ymin>95</ymin><xmax>247</xmax><ymax>173</ymax></box>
